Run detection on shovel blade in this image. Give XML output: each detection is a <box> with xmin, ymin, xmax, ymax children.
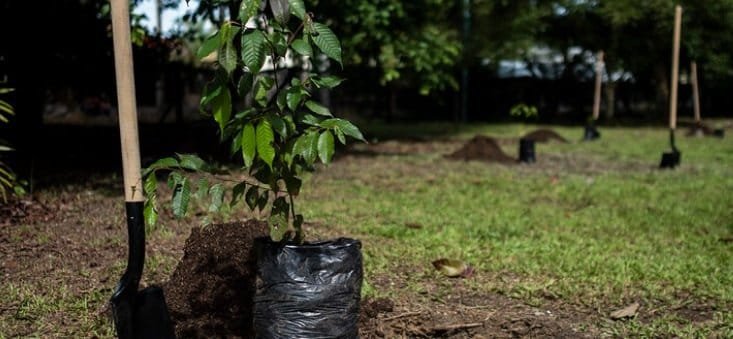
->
<box><xmin>133</xmin><ymin>286</ymin><xmax>176</xmax><ymax>339</ymax></box>
<box><xmin>112</xmin><ymin>286</ymin><xmax>176</xmax><ymax>339</ymax></box>
<box><xmin>659</xmin><ymin>151</ymin><xmax>681</xmax><ymax>169</ymax></box>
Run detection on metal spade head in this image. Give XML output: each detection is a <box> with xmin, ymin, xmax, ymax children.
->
<box><xmin>659</xmin><ymin>150</ymin><xmax>681</xmax><ymax>169</ymax></box>
<box><xmin>519</xmin><ymin>138</ymin><xmax>536</xmax><ymax>163</ymax></box>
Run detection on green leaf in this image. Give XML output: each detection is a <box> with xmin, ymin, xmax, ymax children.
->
<box><xmin>231</xmin><ymin>182</ymin><xmax>247</xmax><ymax>207</ymax></box>
<box><xmin>256</xmin><ymin>120</ymin><xmax>276</xmax><ymax>169</ymax></box>
<box><xmin>239</xmin><ymin>0</ymin><xmax>260</xmax><ymax>24</ymax></box>
<box><xmin>301</xmin><ymin>113</ymin><xmax>322</xmax><ymax>126</ymax></box>
<box><xmin>269</xmin><ymin>0</ymin><xmax>290</xmax><ymax>24</ymax></box>
<box><xmin>254</xmin><ymin>76</ymin><xmax>275</xmax><ymax>107</ymax></box>
<box><xmin>197</xmin><ymin>31</ymin><xmax>220</xmax><ymax>59</ymax></box>
<box><xmin>171</xmin><ymin>176</ymin><xmax>191</xmax><ymax>218</ymax></box>
<box><xmin>317</xmin><ymin>130</ymin><xmax>335</xmax><ymax>164</ymax></box>
<box><xmin>144</xmin><ymin>173</ymin><xmax>157</xmax><ymax>196</ymax></box>
<box><xmin>291</xmin><ymin>38</ymin><xmax>312</xmax><ymax>57</ymax></box>
<box><xmin>268</xmin><ymin>197</ymin><xmax>290</xmax><ymax>241</ymax></box>
<box><xmin>245</xmin><ymin>186</ymin><xmax>259</xmax><ymax>211</ymax></box>
<box><xmin>177</xmin><ymin>154</ymin><xmax>208</xmax><ymax>171</ymax></box>
<box><xmin>321</xmin><ymin>118</ymin><xmax>365</xmax><ymax>142</ymax></box>
<box><xmin>276</xmin><ymin>90</ymin><xmax>287</xmax><ymax>112</ymax></box>
<box><xmin>200</xmin><ymin>81</ymin><xmax>223</xmax><ymax>108</ymax></box>
<box><xmin>144</xmin><ymin>198</ymin><xmax>158</xmax><ymax>229</ymax></box>
<box><xmin>288</xmin><ymin>0</ymin><xmax>306</xmax><ymax>19</ymax></box>
<box><xmin>286</xmin><ymin>88</ymin><xmax>303</xmax><ymax>111</ymax></box>
<box><xmin>334</xmin><ymin>128</ymin><xmax>346</xmax><ymax>144</ymax></box>
<box><xmin>208</xmin><ymin>183</ymin><xmax>225</xmax><ymax>212</ymax></box>
<box><xmin>311</xmin><ymin>22</ymin><xmax>342</xmax><ymax>66</ymax></box>
<box><xmin>285</xmin><ymin>176</ymin><xmax>302</xmax><ymax>195</ymax></box>
<box><xmin>237</xmin><ymin>72</ymin><xmax>254</xmax><ymax>97</ymax></box>
<box><xmin>268</xmin><ymin>114</ymin><xmax>287</xmax><ymax>138</ymax></box>
<box><xmin>230</xmin><ymin>128</ymin><xmax>243</xmax><ymax>155</ymax></box>
<box><xmin>212</xmin><ymin>88</ymin><xmax>232</xmax><ymax>134</ymax></box>
<box><xmin>146</xmin><ymin>157</ymin><xmax>179</xmax><ymax>171</ymax></box>
<box><xmin>241</xmin><ymin>123</ymin><xmax>256</xmax><ymax>167</ymax></box>
<box><xmin>271</xmin><ymin>31</ymin><xmax>288</xmax><ymax>56</ymax></box>
<box><xmin>304</xmin><ymin>100</ymin><xmax>332</xmax><ymax>116</ymax></box>
<box><xmin>219</xmin><ymin>41</ymin><xmax>238</xmax><ymax>74</ymax></box>
<box><xmin>256</xmin><ymin>190</ymin><xmax>269</xmax><ymax>211</ymax></box>
<box><xmin>242</xmin><ymin>30</ymin><xmax>267</xmax><ymax>74</ymax></box>
<box><xmin>195</xmin><ymin>177</ymin><xmax>210</xmax><ymax>200</ymax></box>
<box><xmin>218</xmin><ymin>22</ymin><xmax>237</xmax><ymax>74</ymax></box>
<box><xmin>293</xmin><ymin>131</ymin><xmax>318</xmax><ymax>164</ymax></box>
<box><xmin>167</xmin><ymin>171</ymin><xmax>183</xmax><ymax>189</ymax></box>
<box><xmin>311</xmin><ymin>75</ymin><xmax>345</xmax><ymax>89</ymax></box>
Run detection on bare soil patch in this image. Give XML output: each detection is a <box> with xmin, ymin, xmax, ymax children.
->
<box><xmin>359</xmin><ymin>291</ymin><xmax>600</xmax><ymax>338</ymax></box>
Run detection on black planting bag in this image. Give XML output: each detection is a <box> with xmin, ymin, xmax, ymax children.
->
<box><xmin>254</xmin><ymin>237</ymin><xmax>363</xmax><ymax>339</ymax></box>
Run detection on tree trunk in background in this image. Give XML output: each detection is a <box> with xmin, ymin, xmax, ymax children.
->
<box><xmin>654</xmin><ymin>64</ymin><xmax>670</xmax><ymax>114</ymax></box>
<box><xmin>604</xmin><ymin>82</ymin><xmax>616</xmax><ymax>119</ymax></box>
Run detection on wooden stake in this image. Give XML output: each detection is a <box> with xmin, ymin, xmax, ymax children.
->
<box><xmin>592</xmin><ymin>50</ymin><xmax>604</xmax><ymax>121</ymax></box>
<box><xmin>691</xmin><ymin>61</ymin><xmax>701</xmax><ymax>124</ymax></box>
<box><xmin>669</xmin><ymin>5</ymin><xmax>682</xmax><ymax>130</ymax></box>
<box><xmin>110</xmin><ymin>0</ymin><xmax>144</xmax><ymax>202</ymax></box>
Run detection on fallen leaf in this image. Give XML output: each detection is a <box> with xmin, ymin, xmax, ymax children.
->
<box><xmin>432</xmin><ymin>258</ymin><xmax>473</xmax><ymax>278</ymax></box>
<box><xmin>610</xmin><ymin>302</ymin><xmax>640</xmax><ymax>320</ymax></box>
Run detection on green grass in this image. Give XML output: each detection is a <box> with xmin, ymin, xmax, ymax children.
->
<box><xmin>1</xmin><ymin>122</ymin><xmax>731</xmax><ymax>337</ymax></box>
<box><xmin>300</xmin><ymin>123</ymin><xmax>733</xmax><ymax>336</ymax></box>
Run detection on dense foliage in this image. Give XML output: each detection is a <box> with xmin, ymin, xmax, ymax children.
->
<box><xmin>145</xmin><ymin>0</ymin><xmax>364</xmax><ymax>242</ymax></box>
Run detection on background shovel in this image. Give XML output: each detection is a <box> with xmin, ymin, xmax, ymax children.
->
<box><xmin>584</xmin><ymin>50</ymin><xmax>603</xmax><ymax>141</ymax></box>
<box><xmin>660</xmin><ymin>5</ymin><xmax>682</xmax><ymax>169</ymax></box>
<box><xmin>108</xmin><ymin>0</ymin><xmax>175</xmax><ymax>337</ymax></box>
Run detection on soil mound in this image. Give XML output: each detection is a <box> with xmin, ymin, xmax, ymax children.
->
<box><xmin>685</xmin><ymin>123</ymin><xmax>723</xmax><ymax>137</ymax></box>
<box><xmin>446</xmin><ymin>135</ymin><xmax>516</xmax><ymax>163</ymax></box>
<box><xmin>164</xmin><ymin>220</ymin><xmax>267</xmax><ymax>338</ymax></box>
<box><xmin>522</xmin><ymin>129</ymin><xmax>568</xmax><ymax>143</ymax></box>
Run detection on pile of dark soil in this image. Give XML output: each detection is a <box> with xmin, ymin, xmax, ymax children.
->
<box><xmin>522</xmin><ymin>129</ymin><xmax>568</xmax><ymax>143</ymax></box>
<box><xmin>445</xmin><ymin>136</ymin><xmax>516</xmax><ymax>163</ymax></box>
<box><xmin>164</xmin><ymin>220</ymin><xmax>267</xmax><ymax>338</ymax></box>
<box><xmin>685</xmin><ymin>123</ymin><xmax>723</xmax><ymax>137</ymax></box>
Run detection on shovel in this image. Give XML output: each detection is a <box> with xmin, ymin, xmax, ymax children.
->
<box><xmin>660</xmin><ymin>129</ymin><xmax>681</xmax><ymax>169</ymax></box>
<box><xmin>660</xmin><ymin>5</ymin><xmax>683</xmax><ymax>170</ymax></box>
<box><xmin>108</xmin><ymin>0</ymin><xmax>175</xmax><ymax>337</ymax></box>
<box><xmin>584</xmin><ymin>50</ymin><xmax>603</xmax><ymax>141</ymax></box>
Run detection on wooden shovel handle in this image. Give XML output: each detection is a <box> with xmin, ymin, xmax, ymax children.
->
<box><xmin>110</xmin><ymin>0</ymin><xmax>143</xmax><ymax>202</ymax></box>
<box><xmin>592</xmin><ymin>50</ymin><xmax>604</xmax><ymax>121</ymax></box>
<box><xmin>669</xmin><ymin>5</ymin><xmax>682</xmax><ymax>130</ymax></box>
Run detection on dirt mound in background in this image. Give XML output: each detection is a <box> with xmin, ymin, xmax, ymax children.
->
<box><xmin>446</xmin><ymin>135</ymin><xmax>516</xmax><ymax>163</ymax></box>
<box><xmin>685</xmin><ymin>123</ymin><xmax>724</xmax><ymax>137</ymax></box>
<box><xmin>522</xmin><ymin>129</ymin><xmax>568</xmax><ymax>143</ymax></box>
<box><xmin>164</xmin><ymin>220</ymin><xmax>267</xmax><ymax>338</ymax></box>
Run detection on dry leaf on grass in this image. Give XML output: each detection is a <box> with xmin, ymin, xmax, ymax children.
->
<box><xmin>432</xmin><ymin>258</ymin><xmax>474</xmax><ymax>278</ymax></box>
<box><xmin>610</xmin><ymin>302</ymin><xmax>640</xmax><ymax>320</ymax></box>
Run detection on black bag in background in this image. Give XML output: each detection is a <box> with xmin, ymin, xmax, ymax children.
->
<box><xmin>254</xmin><ymin>238</ymin><xmax>363</xmax><ymax>339</ymax></box>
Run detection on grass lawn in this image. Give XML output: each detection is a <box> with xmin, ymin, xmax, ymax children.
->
<box><xmin>1</xmin><ymin>122</ymin><xmax>732</xmax><ymax>337</ymax></box>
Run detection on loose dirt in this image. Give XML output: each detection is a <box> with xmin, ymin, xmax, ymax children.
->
<box><xmin>164</xmin><ymin>220</ymin><xmax>267</xmax><ymax>338</ymax></box>
<box><xmin>359</xmin><ymin>291</ymin><xmax>600</xmax><ymax>338</ymax></box>
<box><xmin>445</xmin><ymin>136</ymin><xmax>516</xmax><ymax>163</ymax></box>
<box><xmin>521</xmin><ymin>129</ymin><xmax>569</xmax><ymax>143</ymax></box>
